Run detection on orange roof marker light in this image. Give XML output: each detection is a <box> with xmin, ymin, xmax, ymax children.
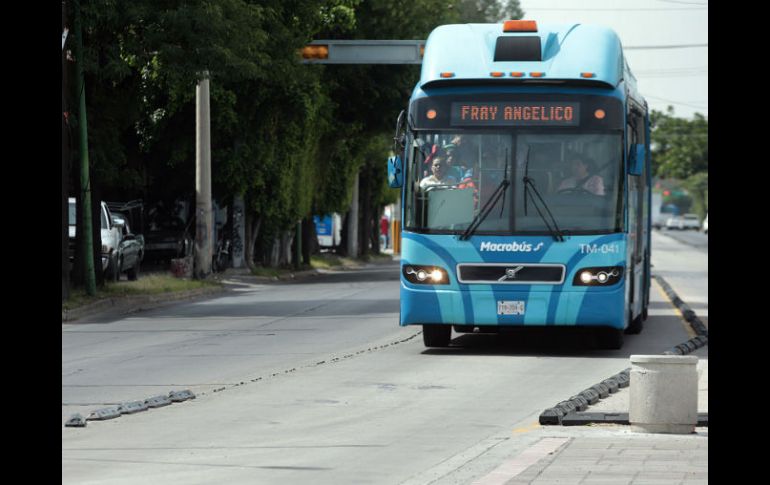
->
<box><xmin>440</xmin><ymin>72</ymin><xmax>455</xmax><ymax>78</ymax></box>
<box><xmin>530</xmin><ymin>72</ymin><xmax>545</xmax><ymax>78</ymax></box>
<box><xmin>594</xmin><ymin>109</ymin><xmax>606</xmax><ymax>120</ymax></box>
<box><xmin>490</xmin><ymin>71</ymin><xmax>504</xmax><ymax>77</ymax></box>
<box><xmin>300</xmin><ymin>45</ymin><xmax>329</xmax><ymax>60</ymax></box>
<box><xmin>581</xmin><ymin>72</ymin><xmax>596</xmax><ymax>78</ymax></box>
<box><xmin>510</xmin><ymin>72</ymin><xmax>525</xmax><ymax>78</ymax></box>
<box><xmin>426</xmin><ymin>109</ymin><xmax>437</xmax><ymax>120</ymax></box>
<box><xmin>503</xmin><ymin>20</ymin><xmax>538</xmax><ymax>32</ymax></box>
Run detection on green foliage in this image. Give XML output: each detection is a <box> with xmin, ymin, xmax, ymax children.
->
<box><xmin>650</xmin><ymin>108</ymin><xmax>708</xmax><ymax>179</ymax></box>
<box><xmin>71</xmin><ymin>0</ymin><xmax>526</xmax><ymax>268</ymax></box>
<box><xmin>452</xmin><ymin>0</ymin><xmax>524</xmax><ymax>22</ymax></box>
<box><xmin>683</xmin><ymin>172</ymin><xmax>708</xmax><ymax>221</ymax></box>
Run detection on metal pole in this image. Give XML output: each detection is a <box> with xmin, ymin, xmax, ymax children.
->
<box><xmin>62</xmin><ymin>0</ymin><xmax>70</xmax><ymax>301</ymax></box>
<box><xmin>347</xmin><ymin>172</ymin><xmax>359</xmax><ymax>258</ymax></box>
<box><xmin>195</xmin><ymin>73</ymin><xmax>213</xmax><ymax>278</ymax></box>
<box><xmin>73</xmin><ymin>0</ymin><xmax>95</xmax><ymax>295</ymax></box>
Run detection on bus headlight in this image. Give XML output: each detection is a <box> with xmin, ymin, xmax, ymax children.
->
<box><xmin>573</xmin><ymin>266</ymin><xmax>623</xmax><ymax>286</ymax></box>
<box><xmin>403</xmin><ymin>265</ymin><xmax>449</xmax><ymax>285</ymax></box>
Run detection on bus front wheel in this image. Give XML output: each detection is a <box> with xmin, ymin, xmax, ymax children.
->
<box><xmin>423</xmin><ymin>325</ymin><xmax>451</xmax><ymax>348</ymax></box>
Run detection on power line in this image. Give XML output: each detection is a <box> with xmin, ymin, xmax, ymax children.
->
<box><xmin>636</xmin><ymin>72</ymin><xmax>708</xmax><ymax>78</ymax></box>
<box><xmin>647</xmin><ymin>95</ymin><xmax>708</xmax><ymax>110</ymax></box>
<box><xmin>525</xmin><ymin>7</ymin><xmax>706</xmax><ymax>11</ymax></box>
<box><xmin>656</xmin><ymin>0</ymin><xmax>708</xmax><ymax>5</ymax></box>
<box><xmin>625</xmin><ymin>44</ymin><xmax>708</xmax><ymax>50</ymax></box>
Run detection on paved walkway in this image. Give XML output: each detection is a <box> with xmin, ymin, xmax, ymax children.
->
<box><xmin>470</xmin><ymin>231</ymin><xmax>708</xmax><ymax>485</ymax></box>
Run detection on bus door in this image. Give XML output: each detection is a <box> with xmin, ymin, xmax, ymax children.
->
<box><xmin>627</xmin><ymin>106</ymin><xmax>647</xmax><ymax>320</ymax></box>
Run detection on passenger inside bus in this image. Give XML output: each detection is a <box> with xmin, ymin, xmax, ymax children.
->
<box><xmin>443</xmin><ymin>135</ymin><xmax>468</xmax><ymax>181</ymax></box>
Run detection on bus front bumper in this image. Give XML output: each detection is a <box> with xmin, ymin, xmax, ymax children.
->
<box><xmin>400</xmin><ymin>284</ymin><xmax>626</xmax><ymax>329</ymax></box>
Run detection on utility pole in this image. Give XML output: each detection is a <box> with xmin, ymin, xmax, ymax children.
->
<box><xmin>195</xmin><ymin>73</ymin><xmax>213</xmax><ymax>278</ymax></box>
<box><xmin>347</xmin><ymin>172</ymin><xmax>359</xmax><ymax>258</ymax></box>
<box><xmin>73</xmin><ymin>0</ymin><xmax>96</xmax><ymax>295</ymax></box>
<box><xmin>62</xmin><ymin>0</ymin><xmax>71</xmax><ymax>300</ymax></box>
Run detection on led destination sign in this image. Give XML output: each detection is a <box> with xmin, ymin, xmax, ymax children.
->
<box><xmin>450</xmin><ymin>102</ymin><xmax>580</xmax><ymax>126</ymax></box>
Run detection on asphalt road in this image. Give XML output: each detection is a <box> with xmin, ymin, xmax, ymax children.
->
<box><xmin>62</xmin><ymin>233</ymin><xmax>707</xmax><ymax>485</ymax></box>
<box><xmin>654</xmin><ymin>228</ymin><xmax>708</xmax><ymax>252</ymax></box>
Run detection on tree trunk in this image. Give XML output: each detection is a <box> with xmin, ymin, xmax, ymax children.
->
<box><xmin>359</xmin><ymin>174</ymin><xmax>371</xmax><ymax>258</ymax></box>
<box><xmin>281</xmin><ymin>230</ymin><xmax>294</xmax><ymax>267</ymax></box>
<box><xmin>244</xmin><ymin>213</ymin><xmax>261</xmax><ymax>272</ymax></box>
<box><xmin>301</xmin><ymin>216</ymin><xmax>315</xmax><ymax>265</ymax></box>
<box><xmin>371</xmin><ymin>207</ymin><xmax>382</xmax><ymax>254</ymax></box>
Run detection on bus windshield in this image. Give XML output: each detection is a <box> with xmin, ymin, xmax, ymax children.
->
<box><xmin>404</xmin><ymin>131</ymin><xmax>624</xmax><ymax>235</ymax></box>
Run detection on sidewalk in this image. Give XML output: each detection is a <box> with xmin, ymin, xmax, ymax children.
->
<box><xmin>473</xmin><ymin>231</ymin><xmax>708</xmax><ymax>485</ymax></box>
<box><xmin>481</xmin><ymin>359</ymin><xmax>708</xmax><ymax>484</ymax></box>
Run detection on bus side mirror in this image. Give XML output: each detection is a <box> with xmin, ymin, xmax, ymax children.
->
<box><xmin>628</xmin><ymin>144</ymin><xmax>645</xmax><ymax>176</ymax></box>
<box><xmin>387</xmin><ymin>155</ymin><xmax>403</xmax><ymax>188</ymax></box>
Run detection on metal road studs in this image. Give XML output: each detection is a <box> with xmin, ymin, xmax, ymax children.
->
<box><xmin>65</xmin><ymin>414</ymin><xmax>87</xmax><ymax>427</ymax></box>
<box><xmin>169</xmin><ymin>390</ymin><xmax>196</xmax><ymax>402</ymax></box>
<box><xmin>87</xmin><ymin>407</ymin><xmax>121</xmax><ymax>421</ymax></box>
<box><xmin>118</xmin><ymin>401</ymin><xmax>148</xmax><ymax>414</ymax></box>
<box><xmin>145</xmin><ymin>395</ymin><xmax>173</xmax><ymax>408</ymax></box>
<box><xmin>65</xmin><ymin>389</ymin><xmax>196</xmax><ymax>427</ymax></box>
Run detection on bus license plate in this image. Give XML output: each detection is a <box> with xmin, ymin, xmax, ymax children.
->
<box><xmin>497</xmin><ymin>301</ymin><xmax>525</xmax><ymax>315</ymax></box>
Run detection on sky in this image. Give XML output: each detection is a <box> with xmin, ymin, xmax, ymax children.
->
<box><xmin>517</xmin><ymin>0</ymin><xmax>708</xmax><ymax>119</ymax></box>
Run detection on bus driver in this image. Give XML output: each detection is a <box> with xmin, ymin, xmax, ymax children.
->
<box><xmin>557</xmin><ymin>155</ymin><xmax>605</xmax><ymax>196</ymax></box>
<box><xmin>420</xmin><ymin>156</ymin><xmax>458</xmax><ymax>189</ymax></box>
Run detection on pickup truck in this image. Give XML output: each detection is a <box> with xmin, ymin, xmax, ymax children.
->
<box><xmin>68</xmin><ymin>197</ymin><xmax>123</xmax><ymax>280</ymax></box>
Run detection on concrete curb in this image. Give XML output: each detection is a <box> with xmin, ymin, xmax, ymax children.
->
<box><xmin>61</xmin><ymin>286</ymin><xmax>226</xmax><ymax>322</ymax></box>
<box><xmin>561</xmin><ymin>412</ymin><xmax>708</xmax><ymax>427</ymax></box>
<box><xmin>539</xmin><ymin>274</ymin><xmax>707</xmax><ymax>426</ymax></box>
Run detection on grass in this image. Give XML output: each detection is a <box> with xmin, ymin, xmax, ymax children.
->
<box><xmin>62</xmin><ymin>274</ymin><xmax>221</xmax><ymax>311</ymax></box>
<box><xmin>311</xmin><ymin>251</ymin><xmax>392</xmax><ymax>269</ymax></box>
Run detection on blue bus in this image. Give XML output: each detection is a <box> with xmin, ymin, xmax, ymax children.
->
<box><xmin>387</xmin><ymin>21</ymin><xmax>651</xmax><ymax>349</ymax></box>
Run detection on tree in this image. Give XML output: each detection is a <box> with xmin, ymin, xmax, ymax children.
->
<box><xmin>453</xmin><ymin>0</ymin><xmax>524</xmax><ymax>22</ymax></box>
<box><xmin>650</xmin><ymin>108</ymin><xmax>708</xmax><ymax>179</ymax></box>
<box><xmin>683</xmin><ymin>172</ymin><xmax>708</xmax><ymax>221</ymax></box>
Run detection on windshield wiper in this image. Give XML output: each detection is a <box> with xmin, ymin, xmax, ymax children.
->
<box><xmin>522</xmin><ymin>176</ymin><xmax>565</xmax><ymax>242</ymax></box>
<box><xmin>460</xmin><ymin>153</ymin><xmax>510</xmax><ymax>241</ymax></box>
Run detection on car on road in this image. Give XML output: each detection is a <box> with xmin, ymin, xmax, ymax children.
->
<box><xmin>111</xmin><ymin>211</ymin><xmax>145</xmax><ymax>280</ymax></box>
<box><xmin>665</xmin><ymin>213</ymin><xmax>701</xmax><ymax>230</ymax></box>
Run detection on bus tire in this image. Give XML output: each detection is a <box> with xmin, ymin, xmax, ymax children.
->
<box><xmin>423</xmin><ymin>324</ymin><xmax>451</xmax><ymax>348</ymax></box>
<box><xmin>625</xmin><ymin>314</ymin><xmax>644</xmax><ymax>335</ymax></box>
<box><xmin>597</xmin><ymin>328</ymin><xmax>624</xmax><ymax>350</ymax></box>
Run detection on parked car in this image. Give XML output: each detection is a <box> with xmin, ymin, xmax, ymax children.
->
<box><xmin>702</xmin><ymin>214</ymin><xmax>708</xmax><ymax>234</ymax></box>
<box><xmin>665</xmin><ymin>213</ymin><xmax>700</xmax><ymax>230</ymax></box>
<box><xmin>68</xmin><ymin>197</ymin><xmax>122</xmax><ymax>279</ymax></box>
<box><xmin>111</xmin><ymin>211</ymin><xmax>145</xmax><ymax>280</ymax></box>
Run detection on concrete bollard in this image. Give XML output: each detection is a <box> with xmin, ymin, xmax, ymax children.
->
<box><xmin>630</xmin><ymin>355</ymin><xmax>698</xmax><ymax>434</ymax></box>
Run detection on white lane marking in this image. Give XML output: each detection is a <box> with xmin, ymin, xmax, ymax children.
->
<box><xmin>471</xmin><ymin>437</ymin><xmax>570</xmax><ymax>485</ymax></box>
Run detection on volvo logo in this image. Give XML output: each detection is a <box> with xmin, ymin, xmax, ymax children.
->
<box><xmin>498</xmin><ymin>266</ymin><xmax>524</xmax><ymax>282</ymax></box>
